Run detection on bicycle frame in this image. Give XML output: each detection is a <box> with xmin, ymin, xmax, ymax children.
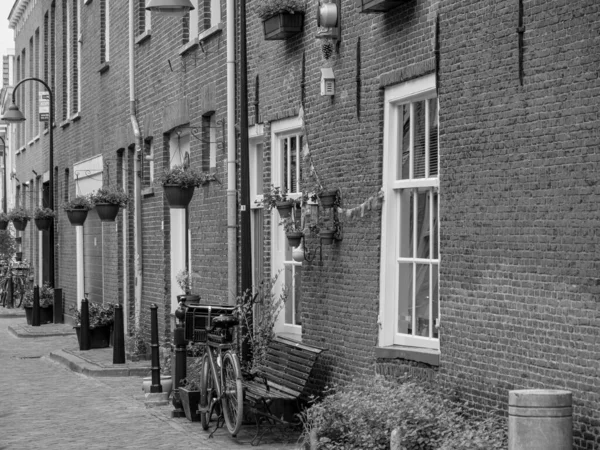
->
<box><xmin>203</xmin><ymin>341</ymin><xmax>230</xmax><ymax>408</ymax></box>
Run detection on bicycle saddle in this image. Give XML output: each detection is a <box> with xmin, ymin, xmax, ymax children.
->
<box><xmin>211</xmin><ymin>314</ymin><xmax>239</xmax><ymax>329</ymax></box>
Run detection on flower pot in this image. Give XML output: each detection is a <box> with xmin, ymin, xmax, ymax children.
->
<box><xmin>263</xmin><ymin>13</ymin><xmax>304</xmax><ymax>40</ymax></box>
<box><xmin>0</xmin><ymin>220</ymin><xmax>8</xmax><ymax>230</ymax></box>
<box><xmin>15</xmin><ymin>252</ymin><xmax>22</xmax><ymax>261</ymax></box>
<box><xmin>275</xmin><ymin>200</ymin><xmax>296</xmax><ymax>219</ymax></box>
<box><xmin>74</xmin><ymin>325</ymin><xmax>112</xmax><ymax>349</ymax></box>
<box><xmin>12</xmin><ymin>218</ymin><xmax>28</xmax><ymax>231</ymax></box>
<box><xmin>142</xmin><ymin>376</ymin><xmax>173</xmax><ymax>396</ymax></box>
<box><xmin>356</xmin><ymin>0</ymin><xmax>407</xmax><ymax>12</ymax></box>
<box><xmin>95</xmin><ymin>203</ymin><xmax>120</xmax><ymax>222</ymax></box>
<box><xmin>163</xmin><ymin>184</ymin><xmax>195</xmax><ymax>209</ymax></box>
<box><xmin>318</xmin><ymin>189</ymin><xmax>338</xmax><ymax>208</ymax></box>
<box><xmin>286</xmin><ymin>231</ymin><xmax>303</xmax><ymax>247</ymax></box>
<box><xmin>66</xmin><ymin>209</ymin><xmax>89</xmax><ymax>226</ymax></box>
<box><xmin>34</xmin><ymin>217</ymin><xmax>52</xmax><ymax>231</ymax></box>
<box><xmin>25</xmin><ymin>306</ymin><xmax>54</xmax><ymax>325</ymax></box>
<box><xmin>320</xmin><ymin>228</ymin><xmax>335</xmax><ymax>245</ymax></box>
<box><xmin>179</xmin><ymin>387</ymin><xmax>201</xmax><ymax>421</ymax></box>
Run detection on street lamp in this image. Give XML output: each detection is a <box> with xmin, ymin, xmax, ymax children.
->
<box><xmin>0</xmin><ymin>136</ymin><xmax>6</xmax><ymax>213</ymax></box>
<box><xmin>2</xmin><ymin>77</ymin><xmax>55</xmax><ymax>288</ymax></box>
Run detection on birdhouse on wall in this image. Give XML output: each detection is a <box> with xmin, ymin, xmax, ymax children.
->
<box><xmin>321</xmin><ymin>68</ymin><xmax>335</xmax><ymax>96</ymax></box>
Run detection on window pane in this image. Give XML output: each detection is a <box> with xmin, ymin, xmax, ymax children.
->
<box><xmin>399</xmin><ymin>104</ymin><xmax>410</xmax><ymax>180</ymax></box>
<box><xmin>413</xmin><ymin>264</ymin><xmax>430</xmax><ymax>337</ymax></box>
<box><xmin>428</xmin><ymin>98</ymin><xmax>439</xmax><ymax>177</ymax></box>
<box><xmin>413</xmin><ymin>100</ymin><xmax>426</xmax><ymax>179</ymax></box>
<box><xmin>294</xmin><ymin>266</ymin><xmax>302</xmax><ymax>326</ymax></box>
<box><xmin>415</xmin><ymin>190</ymin><xmax>430</xmax><ymax>259</ymax></box>
<box><xmin>282</xmin><ymin>137</ymin><xmax>288</xmax><ymax>193</ymax></box>
<box><xmin>397</xmin><ymin>262</ymin><xmax>412</xmax><ymax>334</ymax></box>
<box><xmin>399</xmin><ymin>190</ymin><xmax>412</xmax><ymax>258</ymax></box>
<box><xmin>432</xmin><ymin>190</ymin><xmax>439</xmax><ymax>259</ymax></box>
<box><xmin>432</xmin><ymin>266</ymin><xmax>439</xmax><ymax>338</ymax></box>
<box><xmin>290</xmin><ymin>136</ymin><xmax>297</xmax><ymax>193</ymax></box>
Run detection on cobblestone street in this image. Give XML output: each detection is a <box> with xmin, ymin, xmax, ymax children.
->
<box><xmin>0</xmin><ymin>315</ymin><xmax>301</xmax><ymax>450</ymax></box>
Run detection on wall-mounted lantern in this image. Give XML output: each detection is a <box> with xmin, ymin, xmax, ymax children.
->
<box><xmin>317</xmin><ymin>0</ymin><xmax>341</xmax><ymax>43</ymax></box>
<box><xmin>321</xmin><ymin>68</ymin><xmax>335</xmax><ymax>96</ymax></box>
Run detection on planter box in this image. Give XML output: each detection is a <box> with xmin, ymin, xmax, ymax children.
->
<box><xmin>180</xmin><ymin>387</ymin><xmax>201</xmax><ymax>421</ymax></box>
<box><xmin>356</xmin><ymin>0</ymin><xmax>407</xmax><ymax>12</ymax></box>
<box><xmin>25</xmin><ymin>306</ymin><xmax>54</xmax><ymax>325</ymax></box>
<box><xmin>74</xmin><ymin>325</ymin><xmax>112</xmax><ymax>349</ymax></box>
<box><xmin>263</xmin><ymin>13</ymin><xmax>303</xmax><ymax>40</ymax></box>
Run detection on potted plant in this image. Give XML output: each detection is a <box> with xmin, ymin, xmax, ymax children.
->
<box><xmin>90</xmin><ymin>186</ymin><xmax>129</xmax><ymax>222</ymax></box>
<box><xmin>178</xmin><ymin>353</ymin><xmax>203</xmax><ymax>422</ymax></box>
<box><xmin>70</xmin><ymin>301</ymin><xmax>116</xmax><ymax>348</ymax></box>
<box><xmin>0</xmin><ymin>212</ymin><xmax>9</xmax><ymax>231</ymax></box>
<box><xmin>282</xmin><ymin>217</ymin><xmax>303</xmax><ymax>247</ymax></box>
<box><xmin>257</xmin><ymin>0</ymin><xmax>306</xmax><ymax>40</ymax></box>
<box><xmin>63</xmin><ymin>195</ymin><xmax>94</xmax><ymax>226</ymax></box>
<box><xmin>262</xmin><ymin>185</ymin><xmax>300</xmax><ymax>219</ymax></box>
<box><xmin>8</xmin><ymin>207</ymin><xmax>31</xmax><ymax>231</ymax></box>
<box><xmin>320</xmin><ymin>227</ymin><xmax>336</xmax><ymax>245</ymax></box>
<box><xmin>317</xmin><ymin>188</ymin><xmax>339</xmax><ymax>209</ymax></box>
<box><xmin>33</xmin><ymin>207</ymin><xmax>55</xmax><ymax>231</ymax></box>
<box><xmin>159</xmin><ymin>165</ymin><xmax>208</xmax><ymax>209</ymax></box>
<box><xmin>23</xmin><ymin>282</ymin><xmax>54</xmax><ymax>325</ymax></box>
<box><xmin>176</xmin><ymin>269</ymin><xmax>201</xmax><ymax>303</ymax></box>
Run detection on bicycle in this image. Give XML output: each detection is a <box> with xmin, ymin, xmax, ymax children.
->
<box><xmin>0</xmin><ymin>260</ymin><xmax>33</xmax><ymax>308</ymax></box>
<box><xmin>198</xmin><ymin>312</ymin><xmax>244</xmax><ymax>437</ymax></box>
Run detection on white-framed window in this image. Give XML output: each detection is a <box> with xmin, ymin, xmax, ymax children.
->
<box><xmin>379</xmin><ymin>73</ymin><xmax>440</xmax><ymax>350</ymax></box>
<box><xmin>249</xmin><ymin>124</ymin><xmax>264</xmax><ymax>291</ymax></box>
<box><xmin>271</xmin><ymin>117</ymin><xmax>303</xmax><ymax>340</ymax></box>
<box><xmin>101</xmin><ymin>0</ymin><xmax>110</xmax><ymax>64</ymax></box>
<box><xmin>187</xmin><ymin>0</ymin><xmax>199</xmax><ymax>42</ymax></box>
<box><xmin>144</xmin><ymin>0</ymin><xmax>152</xmax><ymax>33</ymax></box>
<box><xmin>209</xmin><ymin>0</ymin><xmax>221</xmax><ymax>28</ymax></box>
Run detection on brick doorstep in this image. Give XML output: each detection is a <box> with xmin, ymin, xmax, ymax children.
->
<box><xmin>48</xmin><ymin>347</ymin><xmax>151</xmax><ymax>377</ymax></box>
<box><xmin>7</xmin><ymin>322</ymin><xmax>76</xmax><ymax>337</ymax></box>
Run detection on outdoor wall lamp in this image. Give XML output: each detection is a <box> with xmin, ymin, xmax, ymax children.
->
<box><xmin>146</xmin><ymin>0</ymin><xmax>195</xmax><ymax>17</ymax></box>
<box><xmin>321</xmin><ymin>68</ymin><xmax>335</xmax><ymax>96</ymax></box>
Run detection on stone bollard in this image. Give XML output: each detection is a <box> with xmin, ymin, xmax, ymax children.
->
<box><xmin>390</xmin><ymin>427</ymin><xmax>402</xmax><ymax>450</ymax></box>
<box><xmin>509</xmin><ymin>389</ymin><xmax>572</xmax><ymax>450</ymax></box>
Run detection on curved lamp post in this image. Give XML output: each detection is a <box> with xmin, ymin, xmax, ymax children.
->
<box><xmin>2</xmin><ymin>77</ymin><xmax>55</xmax><ymax>288</ymax></box>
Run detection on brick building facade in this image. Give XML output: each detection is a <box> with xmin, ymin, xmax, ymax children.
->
<box><xmin>6</xmin><ymin>0</ymin><xmax>600</xmax><ymax>448</ymax></box>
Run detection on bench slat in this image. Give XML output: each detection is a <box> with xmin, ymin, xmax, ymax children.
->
<box><xmin>269</xmin><ymin>341</ymin><xmax>319</xmax><ymax>362</ymax></box>
<box><xmin>261</xmin><ymin>366</ymin><xmax>306</xmax><ymax>393</ymax></box>
<box><xmin>244</xmin><ymin>380</ymin><xmax>296</xmax><ymax>401</ymax></box>
<box><xmin>259</xmin><ymin>361</ymin><xmax>311</xmax><ymax>387</ymax></box>
<box><xmin>273</xmin><ymin>336</ymin><xmax>324</xmax><ymax>354</ymax></box>
<box><xmin>264</xmin><ymin>351</ymin><xmax>313</xmax><ymax>374</ymax></box>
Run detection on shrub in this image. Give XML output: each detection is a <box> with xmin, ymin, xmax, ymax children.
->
<box><xmin>8</xmin><ymin>207</ymin><xmax>31</xmax><ymax>221</ymax></box>
<box><xmin>91</xmin><ymin>186</ymin><xmax>129</xmax><ymax>207</ymax></box>
<box><xmin>0</xmin><ymin>212</ymin><xmax>8</xmax><ymax>222</ymax></box>
<box><xmin>33</xmin><ymin>207</ymin><xmax>56</xmax><ymax>219</ymax></box>
<box><xmin>70</xmin><ymin>301</ymin><xmax>116</xmax><ymax>328</ymax></box>
<box><xmin>180</xmin><ymin>344</ymin><xmax>203</xmax><ymax>390</ymax></box>
<box><xmin>299</xmin><ymin>378</ymin><xmax>507</xmax><ymax>450</ymax></box>
<box><xmin>158</xmin><ymin>165</ymin><xmax>208</xmax><ymax>189</ymax></box>
<box><xmin>23</xmin><ymin>282</ymin><xmax>54</xmax><ymax>308</ymax></box>
<box><xmin>62</xmin><ymin>195</ymin><xmax>94</xmax><ymax>211</ymax></box>
<box><xmin>255</xmin><ymin>0</ymin><xmax>306</xmax><ymax>20</ymax></box>
<box><xmin>0</xmin><ymin>232</ymin><xmax>16</xmax><ymax>264</ymax></box>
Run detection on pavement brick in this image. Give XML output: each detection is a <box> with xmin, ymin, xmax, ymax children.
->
<box><xmin>0</xmin><ymin>318</ymin><xmax>302</xmax><ymax>449</ymax></box>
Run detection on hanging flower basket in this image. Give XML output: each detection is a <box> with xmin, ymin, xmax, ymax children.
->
<box><xmin>275</xmin><ymin>200</ymin><xmax>296</xmax><ymax>219</ymax></box>
<box><xmin>318</xmin><ymin>189</ymin><xmax>338</xmax><ymax>208</ymax></box>
<box><xmin>263</xmin><ymin>13</ymin><xmax>304</xmax><ymax>40</ymax></box>
<box><xmin>0</xmin><ymin>220</ymin><xmax>8</xmax><ymax>231</ymax></box>
<box><xmin>66</xmin><ymin>209</ymin><xmax>89</xmax><ymax>226</ymax></box>
<box><xmin>320</xmin><ymin>228</ymin><xmax>335</xmax><ymax>245</ymax></box>
<box><xmin>95</xmin><ymin>203</ymin><xmax>121</xmax><ymax>222</ymax></box>
<box><xmin>34</xmin><ymin>218</ymin><xmax>52</xmax><ymax>231</ymax></box>
<box><xmin>286</xmin><ymin>231</ymin><xmax>303</xmax><ymax>247</ymax></box>
<box><xmin>163</xmin><ymin>185</ymin><xmax>196</xmax><ymax>209</ymax></box>
<box><xmin>12</xmin><ymin>219</ymin><xmax>28</xmax><ymax>231</ymax></box>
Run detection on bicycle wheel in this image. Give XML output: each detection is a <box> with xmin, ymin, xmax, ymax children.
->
<box><xmin>200</xmin><ymin>352</ymin><xmax>217</xmax><ymax>430</ymax></box>
<box><xmin>0</xmin><ymin>277</ymin><xmax>7</xmax><ymax>307</ymax></box>
<box><xmin>221</xmin><ymin>351</ymin><xmax>243</xmax><ymax>436</ymax></box>
<box><xmin>14</xmin><ymin>277</ymin><xmax>24</xmax><ymax>308</ymax></box>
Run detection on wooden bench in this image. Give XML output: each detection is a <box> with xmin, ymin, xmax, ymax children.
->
<box><xmin>243</xmin><ymin>336</ymin><xmax>324</xmax><ymax>445</ymax></box>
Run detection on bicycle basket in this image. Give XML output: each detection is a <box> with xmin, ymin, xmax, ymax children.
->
<box><xmin>184</xmin><ymin>304</ymin><xmax>236</xmax><ymax>343</ymax></box>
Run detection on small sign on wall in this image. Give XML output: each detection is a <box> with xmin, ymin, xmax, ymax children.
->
<box><xmin>39</xmin><ymin>92</ymin><xmax>50</xmax><ymax>122</ymax></box>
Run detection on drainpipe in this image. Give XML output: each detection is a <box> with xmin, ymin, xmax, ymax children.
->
<box><xmin>226</xmin><ymin>0</ymin><xmax>237</xmax><ymax>305</ymax></box>
<box><xmin>129</xmin><ymin>0</ymin><xmax>143</xmax><ymax>329</ymax></box>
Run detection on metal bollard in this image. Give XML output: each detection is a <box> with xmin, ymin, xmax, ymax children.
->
<box><xmin>80</xmin><ymin>297</ymin><xmax>91</xmax><ymax>350</ymax></box>
<box><xmin>32</xmin><ymin>285</ymin><xmax>40</xmax><ymax>327</ymax></box>
<box><xmin>53</xmin><ymin>288</ymin><xmax>63</xmax><ymax>324</ymax></box>
<box><xmin>150</xmin><ymin>304</ymin><xmax>162</xmax><ymax>393</ymax></box>
<box><xmin>113</xmin><ymin>304</ymin><xmax>125</xmax><ymax>364</ymax></box>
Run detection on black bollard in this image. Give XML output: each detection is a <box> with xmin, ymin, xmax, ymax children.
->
<box><xmin>32</xmin><ymin>285</ymin><xmax>40</xmax><ymax>327</ymax></box>
<box><xmin>150</xmin><ymin>304</ymin><xmax>162</xmax><ymax>393</ymax></box>
<box><xmin>53</xmin><ymin>288</ymin><xmax>63</xmax><ymax>324</ymax></box>
<box><xmin>8</xmin><ymin>276</ymin><xmax>13</xmax><ymax>308</ymax></box>
<box><xmin>113</xmin><ymin>304</ymin><xmax>125</xmax><ymax>364</ymax></box>
<box><xmin>171</xmin><ymin>302</ymin><xmax>187</xmax><ymax>417</ymax></box>
<box><xmin>80</xmin><ymin>298</ymin><xmax>91</xmax><ymax>351</ymax></box>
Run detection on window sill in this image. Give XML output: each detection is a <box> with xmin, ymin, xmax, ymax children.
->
<box><xmin>375</xmin><ymin>345</ymin><xmax>440</xmax><ymax>366</ymax></box>
<box><xmin>60</xmin><ymin>120</ymin><xmax>70</xmax><ymax>129</ymax></box>
<box><xmin>136</xmin><ymin>30</ymin><xmax>151</xmax><ymax>45</ymax></box>
<box><xmin>179</xmin><ymin>38</ymin><xmax>198</xmax><ymax>56</ymax></box>
<box><xmin>198</xmin><ymin>22</ymin><xmax>224</xmax><ymax>42</ymax></box>
<box><xmin>276</xmin><ymin>332</ymin><xmax>301</xmax><ymax>343</ymax></box>
<box><xmin>99</xmin><ymin>62</ymin><xmax>110</xmax><ymax>74</ymax></box>
<box><xmin>141</xmin><ymin>186</ymin><xmax>154</xmax><ymax>197</ymax></box>
<box><xmin>16</xmin><ymin>146</ymin><xmax>25</xmax><ymax>155</ymax></box>
<box><xmin>71</xmin><ymin>112</ymin><xmax>81</xmax><ymax>122</ymax></box>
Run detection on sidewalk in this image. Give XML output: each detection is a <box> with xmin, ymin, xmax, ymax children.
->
<box><xmin>0</xmin><ymin>313</ymin><xmax>302</xmax><ymax>449</ymax></box>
